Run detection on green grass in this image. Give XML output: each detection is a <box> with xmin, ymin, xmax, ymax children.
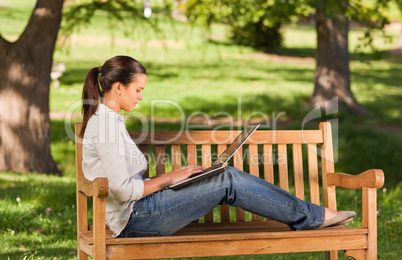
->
<box><xmin>1</xmin><ymin>171</ymin><xmax>401</xmax><ymax>259</ymax></box>
<box><xmin>0</xmin><ymin>172</ymin><xmax>77</xmax><ymax>259</ymax></box>
<box><xmin>1</xmin><ymin>0</ymin><xmax>402</xmax><ymax>259</ymax></box>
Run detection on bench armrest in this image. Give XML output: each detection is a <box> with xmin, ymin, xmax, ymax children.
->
<box><xmin>327</xmin><ymin>169</ymin><xmax>384</xmax><ymax>189</ymax></box>
<box><xmin>78</xmin><ymin>177</ymin><xmax>109</xmax><ymax>198</ymax></box>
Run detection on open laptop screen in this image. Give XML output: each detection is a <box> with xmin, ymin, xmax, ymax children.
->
<box><xmin>213</xmin><ymin>124</ymin><xmax>260</xmax><ymax>165</ymax></box>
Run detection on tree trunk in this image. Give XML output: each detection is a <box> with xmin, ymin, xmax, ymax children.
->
<box><xmin>0</xmin><ymin>0</ymin><xmax>64</xmax><ymax>174</ymax></box>
<box><xmin>311</xmin><ymin>1</ymin><xmax>368</xmax><ymax>116</ymax></box>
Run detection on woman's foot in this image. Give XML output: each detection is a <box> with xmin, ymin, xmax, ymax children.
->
<box><xmin>319</xmin><ymin>209</ymin><xmax>356</xmax><ymax>229</ymax></box>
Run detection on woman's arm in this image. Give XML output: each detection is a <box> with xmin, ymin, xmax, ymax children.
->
<box><xmin>142</xmin><ymin>165</ymin><xmax>205</xmax><ymax>197</ymax></box>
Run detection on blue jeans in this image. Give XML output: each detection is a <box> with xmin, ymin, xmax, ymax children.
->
<box><xmin>120</xmin><ymin>166</ymin><xmax>325</xmax><ymax>237</ymax></box>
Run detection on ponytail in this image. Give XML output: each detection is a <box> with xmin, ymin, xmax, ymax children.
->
<box><xmin>80</xmin><ymin>67</ymin><xmax>102</xmax><ymax>138</ymax></box>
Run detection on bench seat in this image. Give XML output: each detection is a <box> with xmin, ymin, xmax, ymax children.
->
<box><xmin>80</xmin><ymin>222</ymin><xmax>369</xmax><ymax>259</ymax></box>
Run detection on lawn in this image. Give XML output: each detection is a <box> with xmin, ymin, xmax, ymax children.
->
<box><xmin>0</xmin><ymin>0</ymin><xmax>402</xmax><ymax>259</ymax></box>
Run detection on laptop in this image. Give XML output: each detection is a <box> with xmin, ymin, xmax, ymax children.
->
<box><xmin>169</xmin><ymin>123</ymin><xmax>260</xmax><ymax>190</ymax></box>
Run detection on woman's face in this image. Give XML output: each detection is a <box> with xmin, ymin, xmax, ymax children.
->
<box><xmin>119</xmin><ymin>73</ymin><xmax>147</xmax><ymax>112</ymax></box>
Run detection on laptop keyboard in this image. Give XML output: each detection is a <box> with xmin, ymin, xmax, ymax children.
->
<box><xmin>189</xmin><ymin>164</ymin><xmax>223</xmax><ymax>178</ymax></box>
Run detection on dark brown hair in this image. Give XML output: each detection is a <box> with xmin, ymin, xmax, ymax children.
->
<box><xmin>80</xmin><ymin>56</ymin><xmax>146</xmax><ymax>137</ymax></box>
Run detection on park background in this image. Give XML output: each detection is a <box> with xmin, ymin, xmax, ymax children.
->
<box><xmin>0</xmin><ymin>0</ymin><xmax>401</xmax><ymax>259</ymax></box>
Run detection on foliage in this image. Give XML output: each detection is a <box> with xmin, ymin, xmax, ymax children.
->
<box><xmin>60</xmin><ymin>0</ymin><xmax>177</xmax><ymax>48</ymax></box>
<box><xmin>184</xmin><ymin>0</ymin><xmax>399</xmax><ymax>54</ymax></box>
<box><xmin>345</xmin><ymin>0</ymin><xmax>395</xmax><ymax>57</ymax></box>
<box><xmin>231</xmin><ymin>19</ymin><xmax>283</xmax><ymax>52</ymax></box>
<box><xmin>185</xmin><ymin>0</ymin><xmax>312</xmax><ymax>51</ymax></box>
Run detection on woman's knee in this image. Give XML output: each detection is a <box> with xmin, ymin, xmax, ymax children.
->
<box><xmin>221</xmin><ymin>166</ymin><xmax>255</xmax><ymax>185</ymax></box>
<box><xmin>224</xmin><ymin>166</ymin><xmax>253</xmax><ymax>179</ymax></box>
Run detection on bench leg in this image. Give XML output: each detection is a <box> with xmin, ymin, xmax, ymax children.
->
<box><xmin>363</xmin><ymin>187</ymin><xmax>378</xmax><ymax>260</ymax></box>
<box><xmin>325</xmin><ymin>250</ymin><xmax>338</xmax><ymax>260</ymax></box>
<box><xmin>93</xmin><ymin>196</ymin><xmax>107</xmax><ymax>260</ymax></box>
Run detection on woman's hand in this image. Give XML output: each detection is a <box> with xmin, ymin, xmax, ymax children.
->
<box><xmin>166</xmin><ymin>165</ymin><xmax>206</xmax><ymax>185</ymax></box>
<box><xmin>142</xmin><ymin>165</ymin><xmax>205</xmax><ymax>197</ymax></box>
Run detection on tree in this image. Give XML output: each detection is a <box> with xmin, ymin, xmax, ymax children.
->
<box><xmin>0</xmin><ymin>0</ymin><xmax>64</xmax><ymax>174</ymax></box>
<box><xmin>311</xmin><ymin>0</ymin><xmax>368</xmax><ymax>116</ymax></box>
<box><xmin>0</xmin><ymin>0</ymin><xmax>158</xmax><ymax>174</ymax></box>
<box><xmin>184</xmin><ymin>0</ymin><xmax>394</xmax><ymax>115</ymax></box>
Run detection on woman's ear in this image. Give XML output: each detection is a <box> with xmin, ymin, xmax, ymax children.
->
<box><xmin>112</xmin><ymin>82</ymin><xmax>122</xmax><ymax>95</ymax></box>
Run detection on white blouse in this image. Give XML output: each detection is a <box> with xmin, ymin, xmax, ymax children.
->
<box><xmin>82</xmin><ymin>103</ymin><xmax>148</xmax><ymax>237</ymax></box>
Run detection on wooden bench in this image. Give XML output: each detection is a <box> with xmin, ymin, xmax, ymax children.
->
<box><xmin>75</xmin><ymin>122</ymin><xmax>384</xmax><ymax>260</ymax></box>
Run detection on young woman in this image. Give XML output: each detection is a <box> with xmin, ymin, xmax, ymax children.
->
<box><xmin>80</xmin><ymin>55</ymin><xmax>356</xmax><ymax>238</ymax></box>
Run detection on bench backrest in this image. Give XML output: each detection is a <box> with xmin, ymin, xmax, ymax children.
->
<box><xmin>75</xmin><ymin>122</ymin><xmax>336</xmax><ymax>224</ymax></box>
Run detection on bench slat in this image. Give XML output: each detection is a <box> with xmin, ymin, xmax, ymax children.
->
<box><xmin>278</xmin><ymin>144</ymin><xmax>289</xmax><ymax>192</ymax></box>
<box><xmin>186</xmin><ymin>144</ymin><xmax>201</xmax><ymax>223</ymax></box>
<box><xmin>218</xmin><ymin>144</ymin><xmax>231</xmax><ymax>223</ymax></box>
<box><xmin>202</xmin><ymin>144</ymin><xmax>214</xmax><ymax>223</ymax></box>
<box><xmin>105</xmin><ymin>234</ymin><xmax>367</xmax><ymax>259</ymax></box>
<box><xmin>171</xmin><ymin>144</ymin><xmax>181</xmax><ymax>171</ymax></box>
<box><xmin>81</xmin><ymin>223</ymin><xmax>367</xmax><ymax>245</ymax></box>
<box><xmin>129</xmin><ymin>130</ymin><xmax>324</xmax><ymax>145</ymax></box>
<box><xmin>155</xmin><ymin>145</ymin><xmax>165</xmax><ymax>175</ymax></box>
<box><xmin>233</xmin><ymin>148</ymin><xmax>246</xmax><ymax>222</ymax></box>
<box><xmin>293</xmin><ymin>144</ymin><xmax>305</xmax><ymax>200</ymax></box>
<box><xmin>106</xmin><ymin>226</ymin><xmax>367</xmax><ymax>243</ymax></box>
<box><xmin>263</xmin><ymin>144</ymin><xmax>274</xmax><ymax>184</ymax></box>
<box><xmin>139</xmin><ymin>145</ymin><xmax>150</xmax><ymax>179</ymax></box>
<box><xmin>249</xmin><ymin>144</ymin><xmax>262</xmax><ymax>221</ymax></box>
<box><xmin>187</xmin><ymin>144</ymin><xmax>197</xmax><ymax>165</ymax></box>
<box><xmin>307</xmin><ymin>144</ymin><xmax>320</xmax><ymax>205</ymax></box>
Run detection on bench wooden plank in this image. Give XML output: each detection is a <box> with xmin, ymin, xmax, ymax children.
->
<box><xmin>75</xmin><ymin>124</ymin><xmax>89</xmax><ymax>260</ymax></box>
<box><xmin>139</xmin><ymin>145</ymin><xmax>150</xmax><ymax>179</ymax></box>
<box><xmin>307</xmin><ymin>143</ymin><xmax>320</xmax><ymax>205</ymax></box>
<box><xmin>263</xmin><ymin>144</ymin><xmax>274</xmax><ymax>183</ymax></box>
<box><xmin>249</xmin><ymin>144</ymin><xmax>262</xmax><ymax>221</ymax></box>
<box><xmin>155</xmin><ymin>145</ymin><xmax>165</xmax><ymax>175</ymax></box>
<box><xmin>106</xmin><ymin>234</ymin><xmax>368</xmax><ymax>259</ymax></box>
<box><xmin>218</xmin><ymin>144</ymin><xmax>230</xmax><ymax>223</ymax></box>
<box><xmin>363</xmin><ymin>187</ymin><xmax>378</xmax><ymax>259</ymax></box>
<box><xmin>81</xmin><ymin>223</ymin><xmax>368</xmax><ymax>245</ymax></box>
<box><xmin>186</xmin><ymin>144</ymin><xmax>200</xmax><ymax>224</ymax></box>
<box><xmin>233</xmin><ymin>147</ymin><xmax>246</xmax><ymax>222</ymax></box>
<box><xmin>201</xmin><ymin>144</ymin><xmax>214</xmax><ymax>223</ymax></box>
<box><xmin>277</xmin><ymin>144</ymin><xmax>289</xmax><ymax>192</ymax></box>
<box><xmin>171</xmin><ymin>144</ymin><xmax>181</xmax><ymax>171</ymax></box>
<box><xmin>129</xmin><ymin>130</ymin><xmax>324</xmax><ymax>145</ymax></box>
<box><xmin>293</xmin><ymin>144</ymin><xmax>305</xmax><ymax>200</ymax></box>
<box><xmin>320</xmin><ymin>122</ymin><xmax>336</xmax><ymax>210</ymax></box>
<box><xmin>187</xmin><ymin>144</ymin><xmax>197</xmax><ymax>166</ymax></box>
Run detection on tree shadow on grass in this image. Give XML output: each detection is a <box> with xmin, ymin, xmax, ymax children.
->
<box><xmin>335</xmin><ymin>123</ymin><xmax>402</xmax><ymax>188</ymax></box>
<box><xmin>178</xmin><ymin>93</ymin><xmax>311</xmax><ymax>119</ymax></box>
<box><xmin>352</xmin><ymin>66</ymin><xmax>402</xmax><ymax>124</ymax></box>
<box><xmin>144</xmin><ymin>59</ymin><xmax>315</xmax><ymax>83</ymax></box>
<box><xmin>140</xmin><ymin>91</ymin><xmax>312</xmax><ymax>121</ymax></box>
